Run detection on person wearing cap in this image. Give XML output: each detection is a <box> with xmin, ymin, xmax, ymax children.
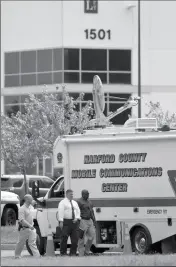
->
<box><xmin>58</xmin><ymin>189</ymin><xmax>81</xmax><ymax>256</ymax></box>
<box><xmin>15</xmin><ymin>194</ymin><xmax>40</xmax><ymax>259</ymax></box>
<box><xmin>77</xmin><ymin>190</ymin><xmax>96</xmax><ymax>256</ymax></box>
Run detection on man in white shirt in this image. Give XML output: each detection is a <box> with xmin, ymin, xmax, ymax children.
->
<box><xmin>15</xmin><ymin>194</ymin><xmax>40</xmax><ymax>259</ymax></box>
<box><xmin>58</xmin><ymin>189</ymin><xmax>80</xmax><ymax>256</ymax></box>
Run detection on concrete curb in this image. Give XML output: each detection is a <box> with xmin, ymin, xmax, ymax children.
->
<box><xmin>1</xmin><ymin>244</ymin><xmax>26</xmax><ymax>250</ymax></box>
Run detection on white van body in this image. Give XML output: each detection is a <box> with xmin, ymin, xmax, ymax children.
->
<box><xmin>35</xmin><ymin>122</ymin><xmax>176</xmax><ymax>253</ymax></box>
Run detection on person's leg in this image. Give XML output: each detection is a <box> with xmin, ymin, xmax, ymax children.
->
<box><xmin>78</xmin><ymin>220</ymin><xmax>88</xmax><ymax>256</ymax></box>
<box><xmin>15</xmin><ymin>229</ymin><xmax>29</xmax><ymax>258</ymax></box>
<box><xmin>28</xmin><ymin>229</ymin><xmax>40</xmax><ymax>257</ymax></box>
<box><xmin>84</xmin><ymin>219</ymin><xmax>96</xmax><ymax>255</ymax></box>
<box><xmin>60</xmin><ymin>222</ymin><xmax>70</xmax><ymax>255</ymax></box>
<box><xmin>70</xmin><ymin>221</ymin><xmax>79</xmax><ymax>256</ymax></box>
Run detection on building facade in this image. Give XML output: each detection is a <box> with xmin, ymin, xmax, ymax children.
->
<box><xmin>1</xmin><ymin>0</ymin><xmax>176</xmax><ymax>176</ymax></box>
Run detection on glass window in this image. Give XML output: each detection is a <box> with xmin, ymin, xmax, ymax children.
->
<box><xmin>1</xmin><ymin>177</ymin><xmax>12</xmax><ymax>188</ymax></box>
<box><xmin>20</xmin><ymin>105</ymin><xmax>27</xmax><ymax>114</ymax></box>
<box><xmin>82</xmin><ymin>72</ymin><xmax>107</xmax><ymax>83</ymax></box>
<box><xmin>109</xmin><ymin>50</ymin><xmax>131</xmax><ymax>71</ymax></box>
<box><xmin>5</xmin><ymin>52</ymin><xmax>20</xmax><ymax>74</ymax></box>
<box><xmin>109</xmin><ymin>103</ymin><xmax>131</xmax><ymax>125</ymax></box>
<box><xmin>64</xmin><ymin>72</ymin><xmax>79</xmax><ymax>83</ymax></box>
<box><xmin>108</xmin><ymin>93</ymin><xmax>130</xmax><ymax>102</ymax></box>
<box><xmin>38</xmin><ymin>73</ymin><xmax>52</xmax><ymax>85</ymax></box>
<box><xmin>53</xmin><ymin>48</ymin><xmax>62</xmax><ymax>71</ymax></box>
<box><xmin>29</xmin><ymin>178</ymin><xmax>43</xmax><ymax>188</ymax></box>
<box><xmin>53</xmin><ymin>72</ymin><xmax>62</xmax><ymax>84</ymax></box>
<box><xmin>83</xmin><ymin>93</ymin><xmax>93</xmax><ymax>102</ymax></box>
<box><xmin>5</xmin><ymin>75</ymin><xmax>20</xmax><ymax>87</ymax></box>
<box><xmin>13</xmin><ymin>179</ymin><xmax>23</xmax><ymax>187</ymax></box>
<box><xmin>21</xmin><ymin>51</ymin><xmax>36</xmax><ymax>73</ymax></box>
<box><xmin>82</xmin><ymin>49</ymin><xmax>107</xmax><ymax>71</ymax></box>
<box><xmin>50</xmin><ymin>177</ymin><xmax>64</xmax><ymax>198</ymax></box>
<box><xmin>21</xmin><ymin>74</ymin><xmax>36</xmax><ymax>86</ymax></box>
<box><xmin>69</xmin><ymin>93</ymin><xmax>80</xmax><ymax>100</ymax></box>
<box><xmin>4</xmin><ymin>95</ymin><xmax>20</xmax><ymax>105</ymax></box>
<box><xmin>73</xmin><ymin>102</ymin><xmax>80</xmax><ymax>112</ymax></box>
<box><xmin>64</xmin><ymin>49</ymin><xmax>79</xmax><ymax>70</ymax></box>
<box><xmin>42</xmin><ymin>177</ymin><xmax>54</xmax><ymax>188</ymax></box>
<box><xmin>37</xmin><ymin>49</ymin><xmax>52</xmax><ymax>72</ymax></box>
<box><xmin>21</xmin><ymin>95</ymin><xmax>30</xmax><ymax>103</ymax></box>
<box><xmin>5</xmin><ymin>105</ymin><xmax>20</xmax><ymax>117</ymax></box>
<box><xmin>109</xmin><ymin>73</ymin><xmax>131</xmax><ymax>84</ymax></box>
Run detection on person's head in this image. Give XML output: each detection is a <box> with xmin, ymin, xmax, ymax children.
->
<box><xmin>23</xmin><ymin>194</ymin><xmax>33</xmax><ymax>206</ymax></box>
<box><xmin>66</xmin><ymin>189</ymin><xmax>73</xmax><ymax>200</ymax></box>
<box><xmin>82</xmin><ymin>190</ymin><xmax>89</xmax><ymax>200</ymax></box>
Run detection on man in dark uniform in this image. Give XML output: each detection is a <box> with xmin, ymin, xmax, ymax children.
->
<box><xmin>77</xmin><ymin>190</ymin><xmax>96</xmax><ymax>256</ymax></box>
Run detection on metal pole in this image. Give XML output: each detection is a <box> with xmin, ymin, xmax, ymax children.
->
<box><xmin>138</xmin><ymin>0</ymin><xmax>141</xmax><ymax>118</ymax></box>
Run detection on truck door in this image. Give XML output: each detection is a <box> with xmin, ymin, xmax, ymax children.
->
<box><xmin>45</xmin><ymin>177</ymin><xmax>64</xmax><ymax>233</ymax></box>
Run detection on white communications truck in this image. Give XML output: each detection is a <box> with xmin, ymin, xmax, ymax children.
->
<box><xmin>30</xmin><ymin>76</ymin><xmax>176</xmax><ymax>256</ymax></box>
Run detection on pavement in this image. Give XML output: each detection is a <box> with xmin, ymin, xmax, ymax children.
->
<box><xmin>1</xmin><ymin>248</ymin><xmax>122</xmax><ymax>259</ymax></box>
<box><xmin>1</xmin><ymin>249</ymin><xmax>29</xmax><ymax>258</ymax></box>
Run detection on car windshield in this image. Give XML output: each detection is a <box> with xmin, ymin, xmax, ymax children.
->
<box><xmin>1</xmin><ymin>177</ymin><xmax>12</xmax><ymax>188</ymax></box>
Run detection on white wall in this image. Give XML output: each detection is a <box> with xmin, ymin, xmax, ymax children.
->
<box><xmin>146</xmin><ymin>1</ymin><xmax>176</xmax><ymax>86</ymax></box>
<box><xmin>132</xmin><ymin>92</ymin><xmax>176</xmax><ymax>118</ymax></box>
<box><xmin>62</xmin><ymin>0</ymin><xmax>133</xmax><ymax>48</ymax></box>
<box><xmin>1</xmin><ymin>1</ymin><xmax>62</xmax><ymax>51</ymax></box>
<box><xmin>1</xmin><ymin>1</ymin><xmax>176</xmax><ymax>92</ymax></box>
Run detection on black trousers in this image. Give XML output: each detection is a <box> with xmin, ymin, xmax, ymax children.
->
<box><xmin>60</xmin><ymin>219</ymin><xmax>79</xmax><ymax>256</ymax></box>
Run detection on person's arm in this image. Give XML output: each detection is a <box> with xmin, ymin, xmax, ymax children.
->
<box><xmin>58</xmin><ymin>200</ymin><xmax>65</xmax><ymax>222</ymax></box>
<box><xmin>58</xmin><ymin>200</ymin><xmax>65</xmax><ymax>229</ymax></box>
<box><xmin>74</xmin><ymin>201</ymin><xmax>81</xmax><ymax>221</ymax></box>
<box><xmin>19</xmin><ymin>207</ymin><xmax>33</xmax><ymax>229</ymax></box>
<box><xmin>90</xmin><ymin>202</ymin><xmax>96</xmax><ymax>225</ymax></box>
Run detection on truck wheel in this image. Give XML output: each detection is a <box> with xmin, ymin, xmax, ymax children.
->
<box><xmin>131</xmin><ymin>227</ymin><xmax>152</xmax><ymax>254</ymax></box>
<box><xmin>26</xmin><ymin>227</ymin><xmax>46</xmax><ymax>256</ymax></box>
<box><xmin>2</xmin><ymin>207</ymin><xmax>17</xmax><ymax>226</ymax></box>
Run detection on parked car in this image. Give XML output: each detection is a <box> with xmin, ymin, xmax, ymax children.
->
<box><xmin>1</xmin><ymin>175</ymin><xmax>54</xmax><ymax>204</ymax></box>
<box><xmin>1</xmin><ymin>191</ymin><xmax>20</xmax><ymax>226</ymax></box>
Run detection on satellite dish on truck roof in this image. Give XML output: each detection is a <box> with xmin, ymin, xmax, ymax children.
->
<box><xmin>89</xmin><ymin>75</ymin><xmax>141</xmax><ymax>128</ymax></box>
<box><xmin>91</xmin><ymin>75</ymin><xmax>107</xmax><ymax>127</ymax></box>
<box><xmin>93</xmin><ymin>75</ymin><xmax>105</xmax><ymax>114</ymax></box>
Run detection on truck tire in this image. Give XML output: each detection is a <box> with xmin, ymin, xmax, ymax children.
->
<box><xmin>131</xmin><ymin>227</ymin><xmax>152</xmax><ymax>254</ymax></box>
<box><xmin>1</xmin><ymin>207</ymin><xmax>17</xmax><ymax>226</ymax></box>
<box><xmin>26</xmin><ymin>226</ymin><xmax>46</xmax><ymax>256</ymax></box>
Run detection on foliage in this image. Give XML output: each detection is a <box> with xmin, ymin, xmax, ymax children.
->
<box><xmin>1</xmin><ymin>86</ymin><xmax>93</xmax><ymax>189</ymax></box>
<box><xmin>145</xmin><ymin>101</ymin><xmax>176</xmax><ymax>128</ymax></box>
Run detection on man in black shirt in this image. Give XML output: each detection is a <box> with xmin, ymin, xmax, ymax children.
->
<box><xmin>77</xmin><ymin>190</ymin><xmax>96</xmax><ymax>256</ymax></box>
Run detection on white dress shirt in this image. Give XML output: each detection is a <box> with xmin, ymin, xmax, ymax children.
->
<box><xmin>58</xmin><ymin>198</ymin><xmax>81</xmax><ymax>222</ymax></box>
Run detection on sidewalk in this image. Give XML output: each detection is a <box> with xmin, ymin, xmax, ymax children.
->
<box><xmin>1</xmin><ymin>244</ymin><xmax>26</xmax><ymax>250</ymax></box>
<box><xmin>1</xmin><ymin>250</ymin><xmax>28</xmax><ymax>258</ymax></box>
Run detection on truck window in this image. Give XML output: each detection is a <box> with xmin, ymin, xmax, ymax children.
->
<box><xmin>29</xmin><ymin>178</ymin><xmax>43</xmax><ymax>188</ymax></box>
<box><xmin>41</xmin><ymin>177</ymin><xmax>54</xmax><ymax>188</ymax></box>
<box><xmin>13</xmin><ymin>178</ymin><xmax>23</xmax><ymax>187</ymax></box>
<box><xmin>50</xmin><ymin>178</ymin><xmax>64</xmax><ymax>198</ymax></box>
<box><xmin>1</xmin><ymin>177</ymin><xmax>12</xmax><ymax>188</ymax></box>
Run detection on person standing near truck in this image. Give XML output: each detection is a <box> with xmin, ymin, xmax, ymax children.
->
<box><xmin>77</xmin><ymin>190</ymin><xmax>96</xmax><ymax>256</ymax></box>
<box><xmin>58</xmin><ymin>189</ymin><xmax>81</xmax><ymax>256</ymax></box>
<box><xmin>15</xmin><ymin>194</ymin><xmax>40</xmax><ymax>259</ymax></box>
